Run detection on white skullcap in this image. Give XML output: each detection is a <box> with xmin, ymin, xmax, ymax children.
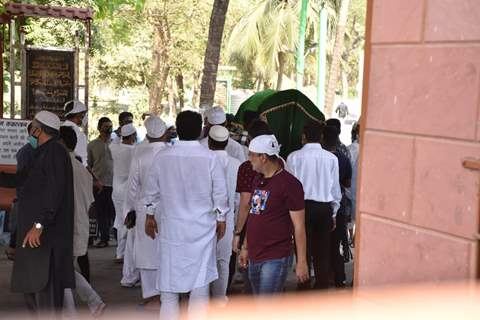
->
<box><xmin>64</xmin><ymin>100</ymin><xmax>87</xmax><ymax>116</ymax></box>
<box><xmin>35</xmin><ymin>111</ymin><xmax>61</xmax><ymax>131</ymax></box>
<box><xmin>206</xmin><ymin>106</ymin><xmax>226</xmax><ymax>125</ymax></box>
<box><xmin>209</xmin><ymin>125</ymin><xmax>229</xmax><ymax>142</ymax></box>
<box><xmin>248</xmin><ymin>134</ymin><xmax>281</xmax><ymax>157</ymax></box>
<box><xmin>121</xmin><ymin>123</ymin><xmax>136</xmax><ymax>137</ymax></box>
<box><xmin>144</xmin><ymin>116</ymin><xmax>167</xmax><ymax>138</ymax></box>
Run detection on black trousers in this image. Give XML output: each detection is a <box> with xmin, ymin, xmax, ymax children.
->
<box><xmin>77</xmin><ymin>253</ymin><xmax>90</xmax><ymax>283</ymax></box>
<box><xmin>93</xmin><ymin>186</ymin><xmax>115</xmax><ymax>242</ymax></box>
<box><xmin>303</xmin><ymin>200</ymin><xmax>333</xmax><ymax>290</ymax></box>
<box><xmin>24</xmin><ymin>254</ymin><xmax>64</xmax><ymax>318</ymax></box>
<box><xmin>331</xmin><ymin>213</ymin><xmax>347</xmax><ymax>286</ymax></box>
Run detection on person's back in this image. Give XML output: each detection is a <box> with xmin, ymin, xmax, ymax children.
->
<box><xmin>110</xmin><ymin>142</ymin><xmax>135</xmax><ymax>201</ymax></box>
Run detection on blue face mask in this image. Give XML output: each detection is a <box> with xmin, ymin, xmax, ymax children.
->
<box><xmin>28</xmin><ymin>135</ymin><xmax>38</xmax><ymax>149</ymax></box>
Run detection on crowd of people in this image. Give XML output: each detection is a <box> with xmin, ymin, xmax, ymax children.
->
<box><xmin>4</xmin><ymin>100</ymin><xmax>360</xmax><ymax>319</ymax></box>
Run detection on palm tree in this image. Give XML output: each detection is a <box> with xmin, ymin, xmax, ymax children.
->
<box><xmin>199</xmin><ymin>0</ymin><xmax>230</xmax><ymax>109</ymax></box>
<box><xmin>324</xmin><ymin>0</ymin><xmax>351</xmax><ymax>116</ymax></box>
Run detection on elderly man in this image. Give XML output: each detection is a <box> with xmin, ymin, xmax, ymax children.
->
<box><xmin>144</xmin><ymin>111</ymin><xmax>229</xmax><ymax>320</ymax></box>
<box><xmin>124</xmin><ymin>116</ymin><xmax>169</xmax><ymax>306</ymax></box>
<box><xmin>63</xmin><ymin>100</ymin><xmax>88</xmax><ymax>166</ymax></box>
<box><xmin>207</xmin><ymin>125</ymin><xmax>241</xmax><ymax>303</ymax></box>
<box><xmin>11</xmin><ymin>111</ymin><xmax>75</xmax><ymax>316</ymax></box>
<box><xmin>200</xmin><ymin>106</ymin><xmax>246</xmax><ymax>162</ymax></box>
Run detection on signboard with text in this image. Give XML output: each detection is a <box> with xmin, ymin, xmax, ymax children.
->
<box><xmin>26</xmin><ymin>48</ymin><xmax>75</xmax><ymax>119</ymax></box>
<box><xmin>0</xmin><ymin>119</ymin><xmax>29</xmax><ymax>165</ymax></box>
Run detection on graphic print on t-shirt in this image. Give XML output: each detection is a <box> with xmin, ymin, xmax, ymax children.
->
<box><xmin>249</xmin><ymin>189</ymin><xmax>270</xmax><ymax>215</ymax></box>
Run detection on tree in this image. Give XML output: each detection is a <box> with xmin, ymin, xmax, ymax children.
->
<box><xmin>324</xmin><ymin>0</ymin><xmax>351</xmax><ymax>116</ymax></box>
<box><xmin>199</xmin><ymin>0</ymin><xmax>230</xmax><ymax>109</ymax></box>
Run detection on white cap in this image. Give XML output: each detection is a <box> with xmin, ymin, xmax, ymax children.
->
<box><xmin>248</xmin><ymin>134</ymin><xmax>281</xmax><ymax>156</ymax></box>
<box><xmin>206</xmin><ymin>106</ymin><xmax>226</xmax><ymax>125</ymax></box>
<box><xmin>209</xmin><ymin>125</ymin><xmax>229</xmax><ymax>142</ymax></box>
<box><xmin>121</xmin><ymin>123</ymin><xmax>137</xmax><ymax>137</ymax></box>
<box><xmin>35</xmin><ymin>111</ymin><xmax>61</xmax><ymax>131</ymax></box>
<box><xmin>64</xmin><ymin>100</ymin><xmax>87</xmax><ymax>116</ymax></box>
<box><xmin>144</xmin><ymin>116</ymin><xmax>167</xmax><ymax>138</ymax></box>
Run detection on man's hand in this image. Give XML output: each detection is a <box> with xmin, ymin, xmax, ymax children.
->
<box><xmin>22</xmin><ymin>227</ymin><xmax>42</xmax><ymax>248</ymax></box>
<box><xmin>295</xmin><ymin>260</ymin><xmax>309</xmax><ymax>283</ymax></box>
<box><xmin>238</xmin><ymin>248</ymin><xmax>248</xmax><ymax>269</ymax></box>
<box><xmin>145</xmin><ymin>215</ymin><xmax>158</xmax><ymax>239</ymax></box>
<box><xmin>332</xmin><ymin>217</ymin><xmax>337</xmax><ymax>231</ymax></box>
<box><xmin>232</xmin><ymin>234</ymin><xmax>240</xmax><ymax>253</ymax></box>
<box><xmin>93</xmin><ymin>179</ymin><xmax>104</xmax><ymax>192</ymax></box>
<box><xmin>216</xmin><ymin>221</ymin><xmax>226</xmax><ymax>240</ymax></box>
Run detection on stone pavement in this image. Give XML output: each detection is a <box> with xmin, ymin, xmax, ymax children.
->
<box><xmin>0</xmin><ymin>243</ymin><xmax>353</xmax><ymax>318</ymax></box>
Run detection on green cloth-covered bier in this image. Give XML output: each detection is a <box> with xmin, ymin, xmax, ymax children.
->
<box><xmin>235</xmin><ymin>89</ymin><xmax>325</xmax><ymax>158</ymax></box>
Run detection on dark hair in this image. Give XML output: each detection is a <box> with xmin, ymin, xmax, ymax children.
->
<box><xmin>60</xmin><ymin>126</ymin><xmax>77</xmax><ymax>151</ymax></box>
<box><xmin>119</xmin><ymin>111</ymin><xmax>133</xmax><ymax>124</ymax></box>
<box><xmin>36</xmin><ymin>121</ymin><xmax>59</xmax><ymax>138</ymax></box>
<box><xmin>303</xmin><ymin>122</ymin><xmax>323</xmax><ymax>143</ymax></box>
<box><xmin>244</xmin><ymin>111</ymin><xmax>259</xmax><ymax>129</ymax></box>
<box><xmin>326</xmin><ymin>118</ymin><xmax>341</xmax><ymax>134</ymax></box>
<box><xmin>27</xmin><ymin>122</ymin><xmax>32</xmax><ymax>134</ymax></box>
<box><xmin>176</xmin><ymin>111</ymin><xmax>202</xmax><ymax>140</ymax></box>
<box><xmin>97</xmin><ymin>117</ymin><xmax>112</xmax><ymax>130</ymax></box>
<box><xmin>322</xmin><ymin>125</ymin><xmax>338</xmax><ymax>149</ymax></box>
<box><xmin>122</xmin><ymin>133</ymin><xmax>136</xmax><ymax>142</ymax></box>
<box><xmin>247</xmin><ymin>120</ymin><xmax>271</xmax><ymax>139</ymax></box>
<box><xmin>351</xmin><ymin>121</ymin><xmax>360</xmax><ymax>142</ymax></box>
<box><xmin>266</xmin><ymin>154</ymin><xmax>278</xmax><ymax>162</ymax></box>
<box><xmin>208</xmin><ymin>137</ymin><xmax>228</xmax><ymax>150</ymax></box>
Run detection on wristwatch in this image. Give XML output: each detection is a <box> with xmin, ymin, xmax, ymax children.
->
<box><xmin>34</xmin><ymin>222</ymin><xmax>43</xmax><ymax>230</ymax></box>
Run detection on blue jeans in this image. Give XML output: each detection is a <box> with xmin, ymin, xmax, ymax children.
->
<box><xmin>248</xmin><ymin>255</ymin><xmax>293</xmax><ymax>295</ymax></box>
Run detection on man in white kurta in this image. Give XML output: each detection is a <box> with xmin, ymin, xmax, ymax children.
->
<box><xmin>143</xmin><ymin>111</ymin><xmax>229</xmax><ymax>320</ymax></box>
<box><xmin>200</xmin><ymin>106</ymin><xmax>246</xmax><ymax>163</ymax></box>
<box><xmin>124</xmin><ymin>116</ymin><xmax>169</xmax><ymax>303</ymax></box>
<box><xmin>207</xmin><ymin>126</ymin><xmax>241</xmax><ymax>303</ymax></box>
<box><xmin>63</xmin><ymin>100</ymin><xmax>88</xmax><ymax>166</ymax></box>
<box><xmin>110</xmin><ymin>124</ymin><xmax>140</xmax><ymax>286</ymax></box>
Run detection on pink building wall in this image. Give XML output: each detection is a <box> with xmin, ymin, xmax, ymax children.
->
<box><xmin>355</xmin><ymin>0</ymin><xmax>480</xmax><ymax>286</ymax></box>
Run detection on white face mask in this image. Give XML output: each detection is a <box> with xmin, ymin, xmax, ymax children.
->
<box><xmin>81</xmin><ymin>113</ymin><xmax>88</xmax><ymax>128</ymax></box>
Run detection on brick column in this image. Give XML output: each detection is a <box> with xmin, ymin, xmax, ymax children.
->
<box><xmin>355</xmin><ymin>0</ymin><xmax>480</xmax><ymax>286</ymax></box>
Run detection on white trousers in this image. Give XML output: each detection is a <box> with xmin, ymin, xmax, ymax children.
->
<box><xmin>120</xmin><ymin>229</ymin><xmax>140</xmax><ymax>285</ymax></box>
<box><xmin>63</xmin><ymin>271</ymin><xmax>104</xmax><ymax>316</ymax></box>
<box><xmin>116</xmin><ymin>225</ymin><xmax>127</xmax><ymax>259</ymax></box>
<box><xmin>160</xmin><ymin>284</ymin><xmax>209</xmax><ymax>320</ymax></box>
<box><xmin>140</xmin><ymin>268</ymin><xmax>159</xmax><ymax>299</ymax></box>
<box><xmin>211</xmin><ymin>258</ymin><xmax>229</xmax><ymax>303</ymax></box>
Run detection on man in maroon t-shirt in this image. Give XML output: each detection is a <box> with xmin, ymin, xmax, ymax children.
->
<box><xmin>238</xmin><ymin>135</ymin><xmax>308</xmax><ymax>294</ymax></box>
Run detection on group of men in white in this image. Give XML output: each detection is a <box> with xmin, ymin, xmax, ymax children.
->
<box><xmin>38</xmin><ymin>98</ymin><xmax>358</xmax><ymax>319</ymax></box>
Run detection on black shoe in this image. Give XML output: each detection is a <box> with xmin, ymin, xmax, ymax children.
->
<box><xmin>95</xmin><ymin>240</ymin><xmax>109</xmax><ymax>248</ymax></box>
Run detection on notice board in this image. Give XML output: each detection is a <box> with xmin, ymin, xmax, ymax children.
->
<box><xmin>0</xmin><ymin>119</ymin><xmax>29</xmax><ymax>165</ymax></box>
<box><xmin>26</xmin><ymin>48</ymin><xmax>75</xmax><ymax>119</ymax></box>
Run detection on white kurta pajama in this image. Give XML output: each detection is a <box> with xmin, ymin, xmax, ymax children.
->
<box><xmin>200</xmin><ymin>136</ymin><xmax>247</xmax><ymax>163</ymax></box>
<box><xmin>110</xmin><ymin>143</ymin><xmax>135</xmax><ymax>259</ymax></box>
<box><xmin>210</xmin><ymin>150</ymin><xmax>240</xmax><ymax>302</ymax></box>
<box><xmin>124</xmin><ymin>141</ymin><xmax>169</xmax><ymax>298</ymax></box>
<box><xmin>143</xmin><ymin>140</ymin><xmax>229</xmax><ymax>319</ymax></box>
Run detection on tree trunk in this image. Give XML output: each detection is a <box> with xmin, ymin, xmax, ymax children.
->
<box><xmin>149</xmin><ymin>22</ymin><xmax>170</xmax><ymax>115</ymax></box>
<box><xmin>199</xmin><ymin>0</ymin><xmax>230</xmax><ymax>109</ymax></box>
<box><xmin>175</xmin><ymin>73</ymin><xmax>185</xmax><ymax>111</ymax></box>
<box><xmin>342</xmin><ymin>68</ymin><xmax>349</xmax><ymax>98</ymax></box>
<box><xmin>276</xmin><ymin>51</ymin><xmax>285</xmax><ymax>91</ymax></box>
<box><xmin>324</xmin><ymin>0</ymin><xmax>351</xmax><ymax>117</ymax></box>
<box><xmin>192</xmin><ymin>71</ymin><xmax>201</xmax><ymax>108</ymax></box>
<box><xmin>167</xmin><ymin>76</ymin><xmax>176</xmax><ymax>118</ymax></box>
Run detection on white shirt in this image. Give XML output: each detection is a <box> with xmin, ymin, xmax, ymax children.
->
<box><xmin>212</xmin><ymin>150</ymin><xmax>241</xmax><ymax>260</ymax></box>
<box><xmin>200</xmin><ymin>137</ymin><xmax>247</xmax><ymax>163</ymax></box>
<box><xmin>124</xmin><ymin>141</ymin><xmax>169</xmax><ymax>269</ymax></box>
<box><xmin>63</xmin><ymin>120</ymin><xmax>88</xmax><ymax>166</ymax></box>
<box><xmin>143</xmin><ymin>140</ymin><xmax>229</xmax><ymax>292</ymax></box>
<box><xmin>70</xmin><ymin>153</ymin><xmax>94</xmax><ymax>257</ymax></box>
<box><xmin>287</xmin><ymin>143</ymin><xmax>342</xmax><ymax>216</ymax></box>
<box><xmin>110</xmin><ymin>143</ymin><xmax>135</xmax><ymax>202</ymax></box>
<box><xmin>347</xmin><ymin>141</ymin><xmax>359</xmax><ymax>168</ymax></box>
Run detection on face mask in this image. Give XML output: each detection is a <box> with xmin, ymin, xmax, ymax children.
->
<box><xmin>81</xmin><ymin>114</ymin><xmax>88</xmax><ymax>128</ymax></box>
<box><xmin>103</xmin><ymin>127</ymin><xmax>112</xmax><ymax>134</ymax></box>
<box><xmin>28</xmin><ymin>135</ymin><xmax>38</xmax><ymax>149</ymax></box>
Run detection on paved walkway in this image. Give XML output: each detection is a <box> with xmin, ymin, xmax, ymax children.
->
<box><xmin>0</xmin><ymin>243</ymin><xmax>353</xmax><ymax>318</ymax></box>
